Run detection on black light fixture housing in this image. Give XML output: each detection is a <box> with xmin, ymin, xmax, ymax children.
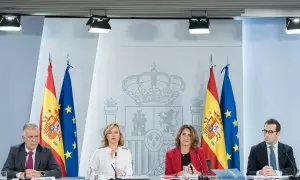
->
<box><xmin>86</xmin><ymin>15</ymin><xmax>111</xmax><ymax>33</ymax></box>
<box><xmin>189</xmin><ymin>17</ymin><xmax>210</xmax><ymax>34</ymax></box>
<box><xmin>286</xmin><ymin>17</ymin><xmax>300</xmax><ymax>34</ymax></box>
<box><xmin>0</xmin><ymin>14</ymin><xmax>22</xmax><ymax>31</ymax></box>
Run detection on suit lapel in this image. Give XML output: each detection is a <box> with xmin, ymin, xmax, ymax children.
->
<box><xmin>174</xmin><ymin>148</ymin><xmax>181</xmax><ymax>171</ymax></box>
<box><xmin>277</xmin><ymin>142</ymin><xmax>285</xmax><ymax>169</ymax></box>
<box><xmin>190</xmin><ymin>148</ymin><xmax>197</xmax><ymax>167</ymax></box>
<box><xmin>261</xmin><ymin>142</ymin><xmax>269</xmax><ymax>166</ymax></box>
<box><xmin>34</xmin><ymin>145</ymin><xmax>42</xmax><ymax>170</ymax></box>
<box><xmin>19</xmin><ymin>144</ymin><xmax>27</xmax><ymax>170</ymax></box>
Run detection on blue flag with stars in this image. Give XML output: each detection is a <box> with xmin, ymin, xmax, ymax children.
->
<box><xmin>59</xmin><ymin>64</ymin><xmax>78</xmax><ymax>176</ymax></box>
<box><xmin>220</xmin><ymin>65</ymin><xmax>240</xmax><ymax>170</ymax></box>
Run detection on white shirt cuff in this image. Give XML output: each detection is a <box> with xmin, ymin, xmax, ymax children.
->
<box><xmin>16</xmin><ymin>172</ymin><xmax>21</xmax><ymax>178</ymax></box>
<box><xmin>275</xmin><ymin>170</ymin><xmax>282</xmax><ymax>176</ymax></box>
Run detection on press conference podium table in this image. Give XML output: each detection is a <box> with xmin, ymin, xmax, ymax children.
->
<box><xmin>61</xmin><ymin>176</ymin><xmax>150</xmax><ymax>180</ymax></box>
<box><xmin>11</xmin><ymin>176</ymin><xmax>150</xmax><ymax>180</ymax></box>
<box><xmin>11</xmin><ymin>174</ymin><xmax>300</xmax><ymax>180</ymax></box>
<box><xmin>247</xmin><ymin>175</ymin><xmax>300</xmax><ymax>179</ymax></box>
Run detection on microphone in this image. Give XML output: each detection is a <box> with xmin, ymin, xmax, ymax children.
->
<box><xmin>194</xmin><ymin>148</ymin><xmax>208</xmax><ymax>180</ymax></box>
<box><xmin>110</xmin><ymin>152</ymin><xmax>121</xmax><ymax>180</ymax></box>
<box><xmin>283</xmin><ymin>149</ymin><xmax>298</xmax><ymax>179</ymax></box>
<box><xmin>114</xmin><ymin>152</ymin><xmax>118</xmax><ymax>179</ymax></box>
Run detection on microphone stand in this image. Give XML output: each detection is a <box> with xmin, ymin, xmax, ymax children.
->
<box><xmin>194</xmin><ymin>149</ymin><xmax>208</xmax><ymax>180</ymax></box>
<box><xmin>284</xmin><ymin>149</ymin><xmax>298</xmax><ymax>180</ymax></box>
<box><xmin>110</xmin><ymin>152</ymin><xmax>121</xmax><ymax>180</ymax></box>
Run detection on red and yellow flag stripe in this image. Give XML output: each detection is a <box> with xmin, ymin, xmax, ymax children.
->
<box><xmin>39</xmin><ymin>63</ymin><xmax>66</xmax><ymax>176</ymax></box>
<box><xmin>201</xmin><ymin>67</ymin><xmax>228</xmax><ymax>169</ymax></box>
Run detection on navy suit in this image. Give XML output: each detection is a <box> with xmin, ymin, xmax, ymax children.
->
<box><xmin>247</xmin><ymin>141</ymin><xmax>297</xmax><ymax>176</ymax></box>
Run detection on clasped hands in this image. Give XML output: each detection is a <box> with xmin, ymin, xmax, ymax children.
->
<box><xmin>177</xmin><ymin>163</ymin><xmax>202</xmax><ymax>176</ymax></box>
<box><xmin>259</xmin><ymin>166</ymin><xmax>277</xmax><ymax>176</ymax></box>
<box><xmin>114</xmin><ymin>169</ymin><xmax>126</xmax><ymax>177</ymax></box>
<box><xmin>20</xmin><ymin>169</ymin><xmax>43</xmax><ymax>179</ymax></box>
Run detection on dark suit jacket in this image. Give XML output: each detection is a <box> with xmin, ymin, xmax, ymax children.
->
<box><xmin>165</xmin><ymin>147</ymin><xmax>210</xmax><ymax>176</ymax></box>
<box><xmin>2</xmin><ymin>143</ymin><xmax>62</xmax><ymax>178</ymax></box>
<box><xmin>246</xmin><ymin>141</ymin><xmax>297</xmax><ymax>176</ymax></box>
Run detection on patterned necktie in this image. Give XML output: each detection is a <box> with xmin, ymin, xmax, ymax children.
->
<box><xmin>26</xmin><ymin>151</ymin><xmax>33</xmax><ymax>169</ymax></box>
<box><xmin>269</xmin><ymin>146</ymin><xmax>277</xmax><ymax>170</ymax></box>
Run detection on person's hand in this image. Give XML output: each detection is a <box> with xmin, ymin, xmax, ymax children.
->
<box><xmin>18</xmin><ymin>172</ymin><xmax>25</xmax><ymax>179</ymax></box>
<box><xmin>25</xmin><ymin>169</ymin><xmax>34</xmax><ymax>178</ymax></box>
<box><xmin>259</xmin><ymin>166</ymin><xmax>276</xmax><ymax>176</ymax></box>
<box><xmin>116</xmin><ymin>169</ymin><xmax>124</xmax><ymax>177</ymax></box>
<box><xmin>25</xmin><ymin>169</ymin><xmax>42</xmax><ymax>178</ymax></box>
<box><xmin>190</xmin><ymin>163</ymin><xmax>202</xmax><ymax>175</ymax></box>
<box><xmin>176</xmin><ymin>171</ymin><xmax>184</xmax><ymax>176</ymax></box>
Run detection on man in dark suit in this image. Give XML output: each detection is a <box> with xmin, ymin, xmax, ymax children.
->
<box><xmin>247</xmin><ymin>119</ymin><xmax>297</xmax><ymax>176</ymax></box>
<box><xmin>2</xmin><ymin>123</ymin><xmax>61</xmax><ymax>179</ymax></box>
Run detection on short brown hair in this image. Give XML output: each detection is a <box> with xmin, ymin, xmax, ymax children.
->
<box><xmin>265</xmin><ymin>118</ymin><xmax>281</xmax><ymax>132</ymax></box>
<box><xmin>175</xmin><ymin>124</ymin><xmax>199</xmax><ymax>148</ymax></box>
<box><xmin>101</xmin><ymin>122</ymin><xmax>124</xmax><ymax>147</ymax></box>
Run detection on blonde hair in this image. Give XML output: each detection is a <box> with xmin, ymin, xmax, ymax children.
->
<box><xmin>101</xmin><ymin>122</ymin><xmax>124</xmax><ymax>147</ymax></box>
<box><xmin>175</xmin><ymin>124</ymin><xmax>199</xmax><ymax>148</ymax></box>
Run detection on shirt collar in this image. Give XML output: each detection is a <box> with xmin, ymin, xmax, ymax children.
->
<box><xmin>106</xmin><ymin>146</ymin><xmax>122</xmax><ymax>153</ymax></box>
<box><xmin>266</xmin><ymin>141</ymin><xmax>278</xmax><ymax>149</ymax></box>
<box><xmin>25</xmin><ymin>146</ymin><xmax>37</xmax><ymax>154</ymax></box>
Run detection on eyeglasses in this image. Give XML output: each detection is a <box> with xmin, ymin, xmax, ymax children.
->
<box><xmin>262</xmin><ymin>129</ymin><xmax>277</xmax><ymax>135</ymax></box>
<box><xmin>23</xmin><ymin>135</ymin><xmax>40</xmax><ymax>141</ymax></box>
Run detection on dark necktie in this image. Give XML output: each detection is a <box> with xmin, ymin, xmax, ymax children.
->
<box><xmin>26</xmin><ymin>151</ymin><xmax>33</xmax><ymax>169</ymax></box>
<box><xmin>269</xmin><ymin>146</ymin><xmax>277</xmax><ymax>170</ymax></box>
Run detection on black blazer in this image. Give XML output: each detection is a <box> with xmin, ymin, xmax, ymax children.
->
<box><xmin>246</xmin><ymin>141</ymin><xmax>297</xmax><ymax>176</ymax></box>
<box><xmin>2</xmin><ymin>143</ymin><xmax>62</xmax><ymax>178</ymax></box>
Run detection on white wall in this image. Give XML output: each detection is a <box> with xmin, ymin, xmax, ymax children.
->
<box><xmin>29</xmin><ymin>18</ymin><xmax>99</xmax><ymax>159</ymax></box>
<box><xmin>0</xmin><ymin>18</ymin><xmax>245</xmax><ymax>177</ymax></box>
<box><xmin>0</xmin><ymin>16</ymin><xmax>44</xmax><ymax>167</ymax></box>
<box><xmin>80</xmin><ymin>19</ymin><xmax>243</xmax><ymax>178</ymax></box>
<box><xmin>243</xmin><ymin>17</ymin><xmax>300</xmax><ymax>171</ymax></box>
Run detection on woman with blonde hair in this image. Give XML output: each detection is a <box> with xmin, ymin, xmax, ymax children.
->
<box><xmin>165</xmin><ymin>124</ymin><xmax>209</xmax><ymax>176</ymax></box>
<box><xmin>87</xmin><ymin>122</ymin><xmax>133</xmax><ymax>178</ymax></box>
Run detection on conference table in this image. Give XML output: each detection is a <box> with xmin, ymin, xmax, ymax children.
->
<box><xmin>27</xmin><ymin>174</ymin><xmax>299</xmax><ymax>180</ymax></box>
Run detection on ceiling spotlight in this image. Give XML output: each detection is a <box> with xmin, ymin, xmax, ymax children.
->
<box><xmin>286</xmin><ymin>17</ymin><xmax>300</xmax><ymax>34</ymax></box>
<box><xmin>86</xmin><ymin>15</ymin><xmax>111</xmax><ymax>33</ymax></box>
<box><xmin>189</xmin><ymin>17</ymin><xmax>210</xmax><ymax>34</ymax></box>
<box><xmin>0</xmin><ymin>14</ymin><xmax>22</xmax><ymax>31</ymax></box>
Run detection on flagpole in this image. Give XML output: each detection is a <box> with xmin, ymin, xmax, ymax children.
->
<box><xmin>210</xmin><ymin>55</ymin><xmax>216</xmax><ymax>68</ymax></box>
<box><xmin>49</xmin><ymin>52</ymin><xmax>52</xmax><ymax>64</ymax></box>
<box><xmin>227</xmin><ymin>56</ymin><xmax>229</xmax><ymax>65</ymax></box>
<box><xmin>66</xmin><ymin>54</ymin><xmax>74</xmax><ymax>68</ymax></box>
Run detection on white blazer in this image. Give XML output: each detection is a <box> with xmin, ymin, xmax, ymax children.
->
<box><xmin>87</xmin><ymin>146</ymin><xmax>133</xmax><ymax>179</ymax></box>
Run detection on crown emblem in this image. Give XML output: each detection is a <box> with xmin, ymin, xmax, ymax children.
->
<box><xmin>41</xmin><ymin>109</ymin><xmax>62</xmax><ymax>141</ymax></box>
<box><xmin>122</xmin><ymin>64</ymin><xmax>185</xmax><ymax>105</ymax></box>
<box><xmin>203</xmin><ymin>111</ymin><xmax>222</xmax><ymax>144</ymax></box>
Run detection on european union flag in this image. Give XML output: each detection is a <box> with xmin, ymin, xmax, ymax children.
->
<box><xmin>220</xmin><ymin>65</ymin><xmax>240</xmax><ymax>170</ymax></box>
<box><xmin>59</xmin><ymin>64</ymin><xmax>78</xmax><ymax>176</ymax></box>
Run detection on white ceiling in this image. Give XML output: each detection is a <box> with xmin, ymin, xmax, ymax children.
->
<box><xmin>1</xmin><ymin>0</ymin><xmax>300</xmax><ymax>18</ymax></box>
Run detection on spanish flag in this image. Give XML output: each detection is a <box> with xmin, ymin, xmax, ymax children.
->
<box><xmin>39</xmin><ymin>62</ymin><xmax>66</xmax><ymax>176</ymax></box>
<box><xmin>201</xmin><ymin>67</ymin><xmax>228</xmax><ymax>169</ymax></box>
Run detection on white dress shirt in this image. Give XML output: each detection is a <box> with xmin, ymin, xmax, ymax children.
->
<box><xmin>87</xmin><ymin>146</ymin><xmax>133</xmax><ymax>179</ymax></box>
<box><xmin>25</xmin><ymin>147</ymin><xmax>37</xmax><ymax>169</ymax></box>
<box><xmin>256</xmin><ymin>142</ymin><xmax>282</xmax><ymax>176</ymax></box>
<box><xmin>266</xmin><ymin>143</ymin><xmax>279</xmax><ymax>170</ymax></box>
<box><xmin>16</xmin><ymin>147</ymin><xmax>37</xmax><ymax>178</ymax></box>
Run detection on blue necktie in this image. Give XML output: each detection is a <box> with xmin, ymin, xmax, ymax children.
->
<box><xmin>269</xmin><ymin>145</ymin><xmax>277</xmax><ymax>170</ymax></box>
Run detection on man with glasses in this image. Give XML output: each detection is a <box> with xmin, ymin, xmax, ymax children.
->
<box><xmin>2</xmin><ymin>123</ymin><xmax>61</xmax><ymax>179</ymax></box>
<box><xmin>246</xmin><ymin>119</ymin><xmax>297</xmax><ymax>176</ymax></box>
